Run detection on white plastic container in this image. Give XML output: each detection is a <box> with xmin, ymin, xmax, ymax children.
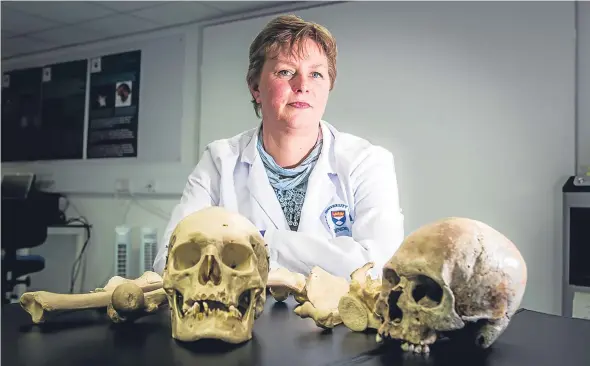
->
<box><xmin>139</xmin><ymin>227</ymin><xmax>158</xmax><ymax>275</ymax></box>
<box><xmin>115</xmin><ymin>225</ymin><xmax>131</xmax><ymax>278</ymax></box>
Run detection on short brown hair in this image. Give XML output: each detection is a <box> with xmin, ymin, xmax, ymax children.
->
<box><xmin>246</xmin><ymin>14</ymin><xmax>338</xmax><ymax>118</ymax></box>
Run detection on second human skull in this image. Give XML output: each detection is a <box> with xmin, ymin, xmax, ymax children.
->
<box><xmin>374</xmin><ymin>217</ymin><xmax>527</xmax><ymax>353</ymax></box>
<box><xmin>162</xmin><ymin>206</ymin><xmax>269</xmax><ymax>344</ymax></box>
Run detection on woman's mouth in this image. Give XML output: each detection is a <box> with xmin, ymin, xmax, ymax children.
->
<box><xmin>289</xmin><ymin>102</ymin><xmax>310</xmax><ymax>109</ymax></box>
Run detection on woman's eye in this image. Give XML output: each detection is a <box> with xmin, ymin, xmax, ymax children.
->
<box><xmin>312</xmin><ymin>72</ymin><xmax>323</xmax><ymax>78</ymax></box>
<box><xmin>278</xmin><ymin>70</ymin><xmax>293</xmax><ymax>77</ymax></box>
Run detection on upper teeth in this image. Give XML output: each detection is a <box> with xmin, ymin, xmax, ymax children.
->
<box><xmin>401</xmin><ymin>341</ymin><xmax>430</xmax><ymax>354</ymax></box>
<box><xmin>179</xmin><ymin>299</ymin><xmax>242</xmax><ymax>320</ymax></box>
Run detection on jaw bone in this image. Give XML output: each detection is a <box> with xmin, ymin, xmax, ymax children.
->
<box><xmin>170</xmin><ymin>286</ymin><xmax>260</xmax><ymax>342</ymax></box>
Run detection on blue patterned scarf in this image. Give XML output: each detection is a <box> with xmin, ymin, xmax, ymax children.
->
<box><xmin>256</xmin><ymin>128</ymin><xmax>323</xmax><ymax>191</ymax></box>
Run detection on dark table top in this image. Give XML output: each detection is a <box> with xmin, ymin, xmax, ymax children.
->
<box><xmin>2</xmin><ymin>296</ymin><xmax>590</xmax><ymax>366</ymax></box>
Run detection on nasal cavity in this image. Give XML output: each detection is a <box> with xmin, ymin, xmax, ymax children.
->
<box><xmin>388</xmin><ymin>291</ymin><xmax>403</xmax><ymax>323</ymax></box>
<box><xmin>199</xmin><ymin>254</ymin><xmax>222</xmax><ymax>286</ymax></box>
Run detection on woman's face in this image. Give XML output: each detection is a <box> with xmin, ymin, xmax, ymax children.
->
<box><xmin>251</xmin><ymin>38</ymin><xmax>331</xmax><ymax>131</ymax></box>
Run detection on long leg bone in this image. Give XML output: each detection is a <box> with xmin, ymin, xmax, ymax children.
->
<box><xmin>19</xmin><ymin>271</ymin><xmax>163</xmax><ymax>324</ymax></box>
<box><xmin>93</xmin><ymin>271</ymin><xmax>163</xmax><ymax>292</ymax></box>
<box><xmin>107</xmin><ymin>282</ymin><xmax>168</xmax><ymax>323</ymax></box>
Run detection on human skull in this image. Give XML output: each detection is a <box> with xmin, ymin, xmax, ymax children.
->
<box><xmin>374</xmin><ymin>217</ymin><xmax>527</xmax><ymax>353</ymax></box>
<box><xmin>162</xmin><ymin>206</ymin><xmax>269</xmax><ymax>344</ymax></box>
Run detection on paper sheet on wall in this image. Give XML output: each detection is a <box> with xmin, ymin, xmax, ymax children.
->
<box><xmin>572</xmin><ymin>292</ymin><xmax>590</xmax><ymax>320</ymax></box>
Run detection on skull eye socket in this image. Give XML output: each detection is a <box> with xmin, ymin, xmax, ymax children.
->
<box><xmin>411</xmin><ymin>275</ymin><xmax>443</xmax><ymax>308</ymax></box>
<box><xmin>383</xmin><ymin>268</ymin><xmax>400</xmax><ymax>286</ymax></box>
<box><xmin>172</xmin><ymin>244</ymin><xmax>202</xmax><ymax>271</ymax></box>
<box><xmin>221</xmin><ymin>243</ymin><xmax>252</xmax><ymax>271</ymax></box>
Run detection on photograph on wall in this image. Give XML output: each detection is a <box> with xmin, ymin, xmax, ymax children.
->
<box><xmin>1</xmin><ymin>67</ymin><xmax>43</xmax><ymax>162</ymax></box>
<box><xmin>87</xmin><ymin>50</ymin><xmax>141</xmax><ymax>159</ymax></box>
<box><xmin>115</xmin><ymin>81</ymin><xmax>132</xmax><ymax>107</ymax></box>
<box><xmin>38</xmin><ymin>59</ymin><xmax>87</xmax><ymax>160</ymax></box>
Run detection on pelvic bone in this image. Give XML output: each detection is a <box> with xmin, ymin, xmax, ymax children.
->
<box><xmin>162</xmin><ymin>206</ymin><xmax>270</xmax><ymax>344</ymax></box>
<box><xmin>338</xmin><ymin>262</ymin><xmax>383</xmax><ymax>332</ymax></box>
<box><xmin>293</xmin><ymin>266</ymin><xmax>350</xmax><ymax>329</ymax></box>
<box><xmin>269</xmin><ymin>264</ymin><xmax>379</xmax><ymax>331</ymax></box>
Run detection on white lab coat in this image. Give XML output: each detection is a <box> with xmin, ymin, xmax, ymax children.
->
<box><xmin>153</xmin><ymin>121</ymin><xmax>404</xmax><ymax>279</ymax></box>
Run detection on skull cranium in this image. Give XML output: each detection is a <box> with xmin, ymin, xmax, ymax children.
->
<box><xmin>374</xmin><ymin>217</ymin><xmax>527</xmax><ymax>353</ymax></box>
<box><xmin>162</xmin><ymin>206</ymin><xmax>269</xmax><ymax>344</ymax></box>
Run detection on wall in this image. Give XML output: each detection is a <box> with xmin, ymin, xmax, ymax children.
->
<box><xmin>578</xmin><ymin>1</ymin><xmax>590</xmax><ymax>173</ymax></box>
<box><xmin>1</xmin><ymin>26</ymin><xmax>200</xmax><ymax>195</ymax></box>
<box><xmin>3</xmin><ymin>1</ymin><xmax>585</xmax><ymax>316</ymax></box>
<box><xmin>200</xmin><ymin>1</ymin><xmax>576</xmax><ymax>316</ymax></box>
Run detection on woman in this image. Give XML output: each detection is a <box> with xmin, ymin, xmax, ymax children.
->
<box><xmin>153</xmin><ymin>14</ymin><xmax>404</xmax><ymax>279</ymax></box>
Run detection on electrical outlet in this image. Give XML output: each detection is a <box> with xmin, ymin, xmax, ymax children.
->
<box><xmin>145</xmin><ymin>180</ymin><xmax>157</xmax><ymax>193</ymax></box>
<box><xmin>115</xmin><ymin>178</ymin><xmax>131</xmax><ymax>193</ymax></box>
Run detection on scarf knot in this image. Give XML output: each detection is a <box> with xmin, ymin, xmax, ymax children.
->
<box><xmin>256</xmin><ymin>129</ymin><xmax>323</xmax><ymax>191</ymax></box>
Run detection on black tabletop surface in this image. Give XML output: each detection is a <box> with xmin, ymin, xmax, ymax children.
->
<box><xmin>2</xmin><ymin>296</ymin><xmax>590</xmax><ymax>366</ymax></box>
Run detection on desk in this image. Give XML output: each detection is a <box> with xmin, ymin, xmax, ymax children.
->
<box><xmin>2</xmin><ymin>297</ymin><xmax>590</xmax><ymax>366</ymax></box>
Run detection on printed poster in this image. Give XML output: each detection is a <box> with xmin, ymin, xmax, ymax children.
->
<box><xmin>1</xmin><ymin>67</ymin><xmax>43</xmax><ymax>162</ymax></box>
<box><xmin>39</xmin><ymin>59</ymin><xmax>87</xmax><ymax>160</ymax></box>
<box><xmin>87</xmin><ymin>50</ymin><xmax>141</xmax><ymax>159</ymax></box>
<box><xmin>1</xmin><ymin>60</ymin><xmax>87</xmax><ymax>162</ymax></box>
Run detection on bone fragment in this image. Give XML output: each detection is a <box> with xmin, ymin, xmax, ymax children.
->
<box><xmin>108</xmin><ymin>283</ymin><xmax>168</xmax><ymax>323</ymax></box>
<box><xmin>338</xmin><ymin>262</ymin><xmax>383</xmax><ymax>332</ymax></box>
<box><xmin>294</xmin><ymin>301</ymin><xmax>342</xmax><ymax>329</ymax></box>
<box><xmin>291</xmin><ymin>266</ymin><xmax>350</xmax><ymax>329</ymax></box>
<box><xmin>350</xmin><ymin>262</ymin><xmax>375</xmax><ymax>286</ymax></box>
<box><xmin>268</xmin><ymin>266</ymin><xmax>369</xmax><ymax>330</ymax></box>
<box><xmin>305</xmin><ymin>266</ymin><xmax>350</xmax><ymax>311</ymax></box>
<box><xmin>19</xmin><ymin>271</ymin><xmax>163</xmax><ymax>324</ymax></box>
<box><xmin>269</xmin><ymin>287</ymin><xmax>290</xmax><ymax>302</ymax></box>
<box><xmin>267</xmin><ymin>267</ymin><xmax>307</xmax><ymax>302</ymax></box>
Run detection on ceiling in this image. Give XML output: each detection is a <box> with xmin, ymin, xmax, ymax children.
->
<box><xmin>1</xmin><ymin>1</ymin><xmax>306</xmax><ymax>59</ymax></box>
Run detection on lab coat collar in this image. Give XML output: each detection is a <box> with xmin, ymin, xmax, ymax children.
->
<box><xmin>241</xmin><ymin>120</ymin><xmax>337</xmax><ymax>175</ymax></box>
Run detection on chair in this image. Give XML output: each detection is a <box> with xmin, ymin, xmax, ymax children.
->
<box><xmin>1</xmin><ymin>173</ymin><xmax>48</xmax><ymax>305</ymax></box>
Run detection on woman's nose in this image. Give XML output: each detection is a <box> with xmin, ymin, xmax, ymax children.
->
<box><xmin>291</xmin><ymin>75</ymin><xmax>310</xmax><ymax>93</ymax></box>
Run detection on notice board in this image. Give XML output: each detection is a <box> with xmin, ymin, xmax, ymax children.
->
<box><xmin>1</xmin><ymin>50</ymin><xmax>142</xmax><ymax>162</ymax></box>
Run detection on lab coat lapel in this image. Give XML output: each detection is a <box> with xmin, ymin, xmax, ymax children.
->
<box><xmin>297</xmin><ymin>122</ymin><xmax>337</xmax><ymax>232</ymax></box>
<box><xmin>247</xmin><ymin>159</ymin><xmax>287</xmax><ymax>229</ymax></box>
<box><xmin>242</xmin><ymin>126</ymin><xmax>287</xmax><ymax>230</ymax></box>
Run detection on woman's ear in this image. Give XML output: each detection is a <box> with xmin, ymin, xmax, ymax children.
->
<box><xmin>249</xmin><ymin>83</ymin><xmax>261</xmax><ymax>103</ymax></box>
